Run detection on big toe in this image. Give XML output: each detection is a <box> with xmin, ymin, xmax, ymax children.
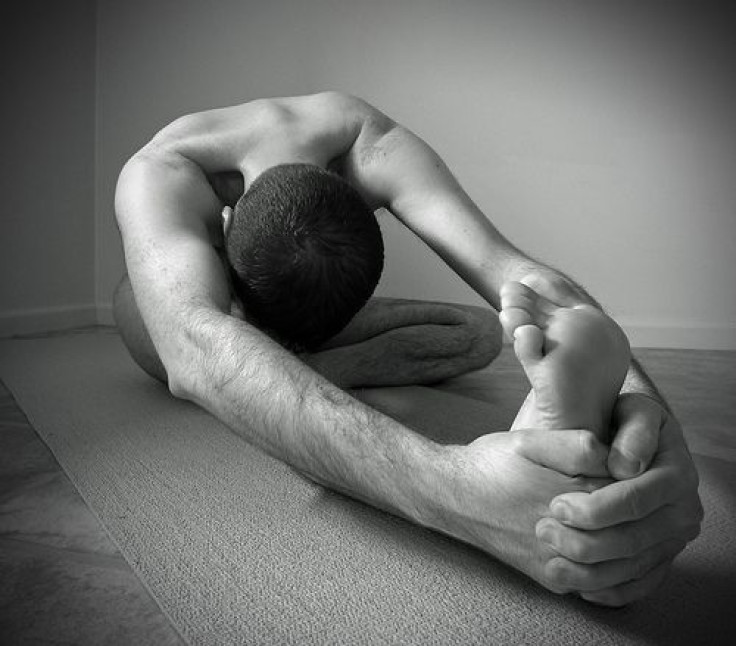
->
<box><xmin>513</xmin><ymin>324</ymin><xmax>545</xmax><ymax>366</ymax></box>
<box><xmin>499</xmin><ymin>307</ymin><xmax>534</xmax><ymax>339</ymax></box>
<box><xmin>500</xmin><ymin>281</ymin><xmax>556</xmax><ymax>333</ymax></box>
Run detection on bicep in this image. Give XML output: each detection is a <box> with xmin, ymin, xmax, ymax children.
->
<box><xmin>343</xmin><ymin>115</ymin><xmax>517</xmax><ymax>306</ymax></box>
<box><xmin>344</xmin><ymin>115</ymin><xmax>468</xmax><ymax>215</ymax></box>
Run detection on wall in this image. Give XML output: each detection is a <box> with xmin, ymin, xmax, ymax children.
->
<box><xmin>92</xmin><ymin>1</ymin><xmax>734</xmax><ymax>349</ymax></box>
<box><xmin>0</xmin><ymin>1</ymin><xmax>97</xmax><ymax>335</ymax></box>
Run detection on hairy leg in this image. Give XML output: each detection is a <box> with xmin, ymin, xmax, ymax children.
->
<box><xmin>499</xmin><ymin>277</ymin><xmax>631</xmax><ymax>442</ymax></box>
<box><xmin>302</xmin><ymin>298</ymin><xmax>502</xmax><ymax>388</ymax></box>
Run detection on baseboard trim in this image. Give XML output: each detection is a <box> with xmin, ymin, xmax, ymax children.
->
<box><xmin>96</xmin><ymin>302</ymin><xmax>115</xmax><ymax>326</ymax></box>
<box><xmin>2</xmin><ymin>305</ymin><xmax>734</xmax><ymax>351</ymax></box>
<box><xmin>0</xmin><ymin>304</ymin><xmax>100</xmax><ymax>337</ymax></box>
<box><xmin>618</xmin><ymin>318</ymin><xmax>736</xmax><ymax>351</ymax></box>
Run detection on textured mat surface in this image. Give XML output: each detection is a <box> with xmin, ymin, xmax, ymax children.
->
<box><xmin>1</xmin><ymin>332</ymin><xmax>735</xmax><ymax>645</ymax></box>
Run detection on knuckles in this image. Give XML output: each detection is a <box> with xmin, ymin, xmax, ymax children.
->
<box><xmin>583</xmin><ymin>589</ymin><xmax>629</xmax><ymax>608</ymax></box>
<box><xmin>543</xmin><ymin>557</ymin><xmax>575</xmax><ymax>593</ymax></box>
<box><xmin>546</xmin><ymin>523</ymin><xmax>597</xmax><ymax>563</ymax></box>
<box><xmin>560</xmin><ymin>534</ymin><xmax>595</xmax><ymax>563</ymax></box>
<box><xmin>510</xmin><ymin>429</ymin><xmax>532</xmax><ymax>455</ymax></box>
<box><xmin>567</xmin><ymin>500</ymin><xmax>597</xmax><ymax>529</ymax></box>
<box><xmin>543</xmin><ymin>557</ymin><xmax>597</xmax><ymax>593</ymax></box>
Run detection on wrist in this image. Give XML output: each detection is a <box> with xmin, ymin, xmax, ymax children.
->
<box><xmin>396</xmin><ymin>441</ymin><xmax>465</xmax><ymax>531</ymax></box>
<box><xmin>407</xmin><ymin>442</ymin><xmax>498</xmax><ymax>555</ymax></box>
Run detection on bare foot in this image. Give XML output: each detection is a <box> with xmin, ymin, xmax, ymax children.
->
<box><xmin>500</xmin><ymin>277</ymin><xmax>630</xmax><ymax>443</ymax></box>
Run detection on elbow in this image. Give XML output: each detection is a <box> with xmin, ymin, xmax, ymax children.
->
<box><xmin>161</xmin><ymin>315</ymin><xmax>224</xmax><ymax>405</ymax></box>
<box><xmin>167</xmin><ymin>372</ymin><xmax>193</xmax><ymax>401</ymax></box>
<box><xmin>165</xmin><ymin>354</ymin><xmax>202</xmax><ymax>403</ymax></box>
<box><xmin>113</xmin><ymin>278</ymin><xmax>196</xmax><ymax>401</ymax></box>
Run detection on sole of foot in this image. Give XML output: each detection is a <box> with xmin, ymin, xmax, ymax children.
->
<box><xmin>500</xmin><ymin>278</ymin><xmax>631</xmax><ymax>442</ymax></box>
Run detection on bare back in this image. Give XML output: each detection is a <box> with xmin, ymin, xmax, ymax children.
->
<box><xmin>116</xmin><ymin>90</ymin><xmax>513</xmax><ymax>388</ymax></box>
<box><xmin>142</xmin><ymin>92</ymin><xmax>394</xmax><ymax>218</ymax></box>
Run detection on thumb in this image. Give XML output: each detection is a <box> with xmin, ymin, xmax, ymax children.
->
<box><xmin>608</xmin><ymin>394</ymin><xmax>662</xmax><ymax>480</ymax></box>
<box><xmin>515</xmin><ymin>429</ymin><xmax>610</xmax><ymax>478</ymax></box>
<box><xmin>519</xmin><ymin>273</ymin><xmax>583</xmax><ymax>307</ymax></box>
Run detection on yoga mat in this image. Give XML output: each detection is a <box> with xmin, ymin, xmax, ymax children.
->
<box><xmin>1</xmin><ymin>331</ymin><xmax>735</xmax><ymax>645</ymax></box>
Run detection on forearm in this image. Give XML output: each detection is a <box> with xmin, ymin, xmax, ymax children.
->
<box><xmin>172</xmin><ymin>306</ymin><xmax>449</xmax><ymax>524</ymax></box>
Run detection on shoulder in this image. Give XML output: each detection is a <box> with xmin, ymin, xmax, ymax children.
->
<box><xmin>141</xmin><ymin>92</ymin><xmax>395</xmax><ymax>148</ymax></box>
<box><xmin>307</xmin><ymin>91</ymin><xmax>396</xmax><ymax>133</ymax></box>
<box><xmin>275</xmin><ymin>91</ymin><xmax>397</xmax><ymax>146</ymax></box>
<box><xmin>131</xmin><ymin>92</ymin><xmax>401</xmax><ymax>175</ymax></box>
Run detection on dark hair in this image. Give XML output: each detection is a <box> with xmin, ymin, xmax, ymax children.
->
<box><xmin>225</xmin><ymin>163</ymin><xmax>384</xmax><ymax>352</ymax></box>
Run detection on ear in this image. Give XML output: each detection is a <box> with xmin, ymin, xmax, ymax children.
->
<box><xmin>222</xmin><ymin>206</ymin><xmax>233</xmax><ymax>235</ymax></box>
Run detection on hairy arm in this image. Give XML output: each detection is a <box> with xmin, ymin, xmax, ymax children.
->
<box><xmin>340</xmin><ymin>103</ymin><xmax>521</xmax><ymax>311</ymax></box>
<box><xmin>342</xmin><ymin>99</ymin><xmax>672</xmax><ymax>472</ymax></box>
<box><xmin>115</xmin><ymin>146</ymin><xmax>631</xmax><ymax>600</ymax></box>
<box><xmin>113</xmin><ymin>94</ymin><xmax>698</xmax><ymax>605</ymax></box>
<box><xmin>114</xmin><ymin>145</ymin><xmax>450</xmax><ymax>525</ymax></box>
<box><xmin>340</xmin><ymin>101</ymin><xmax>700</xmax><ymax>604</ymax></box>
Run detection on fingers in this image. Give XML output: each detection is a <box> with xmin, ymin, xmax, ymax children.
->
<box><xmin>548</xmin><ymin>466</ymin><xmax>679</xmax><ymax>530</ymax></box>
<box><xmin>514</xmin><ymin>429</ymin><xmax>611</xmax><ymax>478</ymax></box>
<box><xmin>608</xmin><ymin>394</ymin><xmax>663</xmax><ymax>479</ymax></box>
<box><xmin>500</xmin><ymin>281</ymin><xmax>558</xmax><ymax>316</ymax></box>
<box><xmin>536</xmin><ymin>502</ymin><xmax>702</xmax><ymax>563</ymax></box>
<box><xmin>549</xmin><ymin>418</ymin><xmax>701</xmax><ymax>530</ymax></box>
<box><xmin>543</xmin><ymin>538</ymin><xmax>684</xmax><ymax>594</ymax></box>
<box><xmin>519</xmin><ymin>273</ymin><xmax>584</xmax><ymax>307</ymax></box>
<box><xmin>580</xmin><ymin>559</ymin><xmax>674</xmax><ymax>607</ymax></box>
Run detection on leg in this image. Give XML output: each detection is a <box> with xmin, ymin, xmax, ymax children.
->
<box><xmin>302</xmin><ymin>297</ymin><xmax>502</xmax><ymax>388</ymax></box>
<box><xmin>499</xmin><ymin>276</ymin><xmax>631</xmax><ymax>442</ymax></box>
<box><xmin>112</xmin><ymin>274</ymin><xmax>167</xmax><ymax>384</ymax></box>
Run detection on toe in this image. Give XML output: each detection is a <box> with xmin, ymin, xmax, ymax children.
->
<box><xmin>499</xmin><ymin>307</ymin><xmax>534</xmax><ymax>339</ymax></box>
<box><xmin>513</xmin><ymin>324</ymin><xmax>545</xmax><ymax>365</ymax></box>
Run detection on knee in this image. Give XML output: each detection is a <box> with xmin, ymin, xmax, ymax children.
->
<box><xmin>112</xmin><ymin>274</ymin><xmax>168</xmax><ymax>384</ymax></box>
<box><xmin>458</xmin><ymin>307</ymin><xmax>503</xmax><ymax>370</ymax></box>
<box><xmin>112</xmin><ymin>274</ymin><xmax>135</xmax><ymax>328</ymax></box>
<box><xmin>112</xmin><ymin>274</ymin><xmax>146</xmax><ymax>344</ymax></box>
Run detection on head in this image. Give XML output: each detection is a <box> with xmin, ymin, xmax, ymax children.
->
<box><xmin>225</xmin><ymin>163</ymin><xmax>384</xmax><ymax>352</ymax></box>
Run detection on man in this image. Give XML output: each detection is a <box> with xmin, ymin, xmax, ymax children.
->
<box><xmin>114</xmin><ymin>91</ymin><xmax>702</xmax><ymax>606</ymax></box>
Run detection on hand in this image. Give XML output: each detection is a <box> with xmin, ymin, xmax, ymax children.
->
<box><xmin>517</xmin><ymin>271</ymin><xmax>588</xmax><ymax>308</ymax></box>
<box><xmin>435</xmin><ymin>429</ymin><xmax>612</xmax><ymax>593</ymax></box>
<box><xmin>542</xmin><ymin>413</ymin><xmax>703</xmax><ymax>606</ymax></box>
<box><xmin>607</xmin><ymin>392</ymin><xmax>664</xmax><ymax>479</ymax></box>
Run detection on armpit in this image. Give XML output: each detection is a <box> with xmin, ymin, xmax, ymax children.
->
<box><xmin>207</xmin><ymin>171</ymin><xmax>245</xmax><ymax>206</ymax></box>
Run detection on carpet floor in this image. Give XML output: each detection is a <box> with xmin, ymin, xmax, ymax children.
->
<box><xmin>1</xmin><ymin>329</ymin><xmax>735</xmax><ymax>645</ymax></box>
